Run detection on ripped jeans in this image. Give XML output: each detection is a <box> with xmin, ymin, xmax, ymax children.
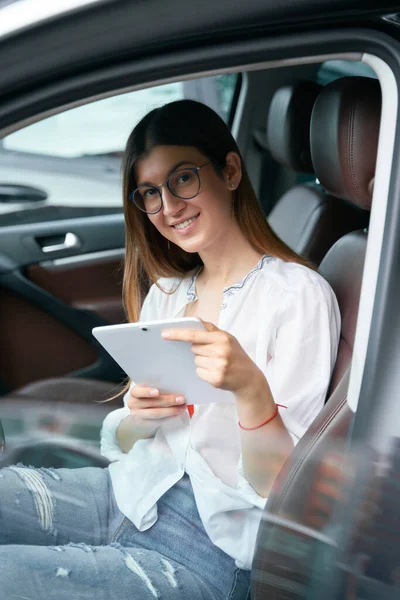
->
<box><xmin>0</xmin><ymin>465</ymin><xmax>251</xmax><ymax>600</ymax></box>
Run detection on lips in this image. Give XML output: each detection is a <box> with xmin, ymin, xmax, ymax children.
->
<box><xmin>171</xmin><ymin>214</ymin><xmax>200</xmax><ymax>230</ymax></box>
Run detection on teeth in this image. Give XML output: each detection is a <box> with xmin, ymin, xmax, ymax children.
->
<box><xmin>173</xmin><ymin>215</ymin><xmax>199</xmax><ymax>230</ymax></box>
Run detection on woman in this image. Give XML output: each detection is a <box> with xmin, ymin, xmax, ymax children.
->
<box><xmin>0</xmin><ymin>100</ymin><xmax>340</xmax><ymax>600</ymax></box>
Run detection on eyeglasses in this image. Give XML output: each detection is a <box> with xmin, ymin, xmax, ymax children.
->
<box><xmin>130</xmin><ymin>162</ymin><xmax>211</xmax><ymax>214</ymax></box>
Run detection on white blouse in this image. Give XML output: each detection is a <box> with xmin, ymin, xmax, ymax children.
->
<box><xmin>100</xmin><ymin>255</ymin><xmax>341</xmax><ymax>570</ymax></box>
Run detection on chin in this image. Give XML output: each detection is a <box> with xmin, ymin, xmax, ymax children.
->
<box><xmin>171</xmin><ymin>236</ymin><xmax>206</xmax><ymax>255</ymax></box>
<box><xmin>173</xmin><ymin>242</ymin><xmax>202</xmax><ymax>254</ymax></box>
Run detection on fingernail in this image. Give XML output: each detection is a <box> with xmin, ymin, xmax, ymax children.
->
<box><xmin>161</xmin><ymin>331</ymin><xmax>170</xmax><ymax>339</ymax></box>
<box><xmin>176</xmin><ymin>396</ymin><xmax>185</xmax><ymax>404</ymax></box>
<box><xmin>150</xmin><ymin>389</ymin><xmax>159</xmax><ymax>397</ymax></box>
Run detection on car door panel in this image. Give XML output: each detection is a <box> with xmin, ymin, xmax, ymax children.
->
<box><xmin>0</xmin><ymin>214</ymin><xmax>125</xmax><ymax>268</ymax></box>
<box><xmin>0</xmin><ymin>286</ymin><xmax>99</xmax><ymax>390</ymax></box>
<box><xmin>27</xmin><ymin>251</ymin><xmax>125</xmax><ymax>324</ymax></box>
<box><xmin>0</xmin><ymin>215</ymin><xmax>127</xmax><ymax>392</ymax></box>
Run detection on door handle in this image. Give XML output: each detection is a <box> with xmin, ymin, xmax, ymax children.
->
<box><xmin>40</xmin><ymin>232</ymin><xmax>81</xmax><ymax>253</ymax></box>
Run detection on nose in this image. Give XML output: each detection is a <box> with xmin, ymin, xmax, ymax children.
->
<box><xmin>161</xmin><ymin>186</ymin><xmax>186</xmax><ymax>217</ymax></box>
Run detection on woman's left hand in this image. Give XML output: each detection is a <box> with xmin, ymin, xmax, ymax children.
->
<box><xmin>162</xmin><ymin>321</ymin><xmax>263</xmax><ymax>396</ymax></box>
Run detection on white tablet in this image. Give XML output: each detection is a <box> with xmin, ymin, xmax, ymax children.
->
<box><xmin>92</xmin><ymin>318</ymin><xmax>235</xmax><ymax>405</ymax></box>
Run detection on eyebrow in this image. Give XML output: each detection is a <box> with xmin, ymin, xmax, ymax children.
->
<box><xmin>137</xmin><ymin>160</ymin><xmax>198</xmax><ymax>187</ymax></box>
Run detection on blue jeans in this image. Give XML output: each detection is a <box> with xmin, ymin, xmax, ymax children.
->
<box><xmin>0</xmin><ymin>465</ymin><xmax>250</xmax><ymax>600</ymax></box>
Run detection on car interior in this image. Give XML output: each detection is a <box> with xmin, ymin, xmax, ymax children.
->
<box><xmin>0</xmin><ymin>41</ymin><xmax>389</xmax><ymax>597</ymax></box>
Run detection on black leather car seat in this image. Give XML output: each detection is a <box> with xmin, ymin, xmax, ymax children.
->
<box><xmin>267</xmin><ymin>80</ymin><xmax>369</xmax><ymax>265</ymax></box>
<box><xmin>252</xmin><ymin>75</ymin><xmax>381</xmax><ymax>599</ymax></box>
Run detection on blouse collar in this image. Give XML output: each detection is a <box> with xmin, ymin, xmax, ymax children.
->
<box><xmin>186</xmin><ymin>254</ymin><xmax>273</xmax><ymax>303</ymax></box>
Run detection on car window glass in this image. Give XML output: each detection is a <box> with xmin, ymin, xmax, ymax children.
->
<box><xmin>0</xmin><ymin>74</ymin><xmax>238</xmax><ymax>227</ymax></box>
<box><xmin>317</xmin><ymin>60</ymin><xmax>377</xmax><ymax>85</ymax></box>
<box><xmin>3</xmin><ymin>84</ymin><xmax>183</xmax><ymax>158</ymax></box>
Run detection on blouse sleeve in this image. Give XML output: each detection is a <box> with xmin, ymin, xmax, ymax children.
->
<box><xmin>100</xmin><ymin>393</ymin><xmax>131</xmax><ymax>462</ymax></box>
<box><xmin>100</xmin><ymin>284</ymin><xmax>158</xmax><ymax>461</ymax></box>
<box><xmin>236</xmin><ymin>277</ymin><xmax>341</xmax><ymax>507</ymax></box>
<box><xmin>267</xmin><ymin>278</ymin><xmax>341</xmax><ymax>443</ymax></box>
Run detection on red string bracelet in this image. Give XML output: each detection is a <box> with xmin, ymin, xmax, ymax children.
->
<box><xmin>238</xmin><ymin>404</ymin><xmax>287</xmax><ymax>431</ymax></box>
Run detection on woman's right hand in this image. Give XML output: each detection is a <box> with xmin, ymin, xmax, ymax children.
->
<box><xmin>127</xmin><ymin>385</ymin><xmax>187</xmax><ymax>425</ymax></box>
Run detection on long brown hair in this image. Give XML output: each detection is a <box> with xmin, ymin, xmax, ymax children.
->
<box><xmin>122</xmin><ymin>99</ymin><xmax>313</xmax><ymax>325</ymax></box>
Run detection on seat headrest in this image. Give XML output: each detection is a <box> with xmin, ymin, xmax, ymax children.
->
<box><xmin>310</xmin><ymin>76</ymin><xmax>381</xmax><ymax>210</ymax></box>
<box><xmin>267</xmin><ymin>80</ymin><xmax>322</xmax><ymax>173</ymax></box>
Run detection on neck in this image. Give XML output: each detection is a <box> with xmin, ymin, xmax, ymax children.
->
<box><xmin>198</xmin><ymin>221</ymin><xmax>263</xmax><ymax>287</ymax></box>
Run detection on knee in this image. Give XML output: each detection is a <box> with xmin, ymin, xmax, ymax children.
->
<box><xmin>0</xmin><ymin>465</ymin><xmax>57</xmax><ymax>539</ymax></box>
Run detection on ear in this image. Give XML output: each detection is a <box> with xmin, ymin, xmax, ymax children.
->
<box><xmin>223</xmin><ymin>151</ymin><xmax>242</xmax><ymax>190</ymax></box>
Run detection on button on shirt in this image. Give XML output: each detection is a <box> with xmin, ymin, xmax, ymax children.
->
<box><xmin>100</xmin><ymin>255</ymin><xmax>341</xmax><ymax>569</ymax></box>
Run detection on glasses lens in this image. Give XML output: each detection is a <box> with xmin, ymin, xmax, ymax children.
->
<box><xmin>133</xmin><ymin>187</ymin><xmax>162</xmax><ymax>213</ymax></box>
<box><xmin>169</xmin><ymin>169</ymin><xmax>200</xmax><ymax>199</ymax></box>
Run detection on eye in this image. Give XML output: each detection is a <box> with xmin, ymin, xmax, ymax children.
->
<box><xmin>143</xmin><ymin>187</ymin><xmax>157</xmax><ymax>198</ymax></box>
<box><xmin>172</xmin><ymin>170</ymin><xmax>194</xmax><ymax>187</ymax></box>
<box><xmin>177</xmin><ymin>172</ymin><xmax>191</xmax><ymax>184</ymax></box>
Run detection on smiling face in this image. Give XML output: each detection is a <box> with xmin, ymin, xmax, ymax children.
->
<box><xmin>134</xmin><ymin>145</ymin><xmax>242</xmax><ymax>255</ymax></box>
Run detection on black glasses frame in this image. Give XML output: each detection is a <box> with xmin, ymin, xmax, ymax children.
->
<box><xmin>130</xmin><ymin>162</ymin><xmax>210</xmax><ymax>214</ymax></box>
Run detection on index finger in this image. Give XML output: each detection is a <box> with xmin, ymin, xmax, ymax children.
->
<box><xmin>161</xmin><ymin>328</ymin><xmax>216</xmax><ymax>343</ymax></box>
